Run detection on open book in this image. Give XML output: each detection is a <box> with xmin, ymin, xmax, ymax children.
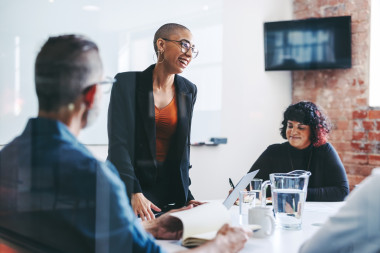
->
<box><xmin>169</xmin><ymin>202</ymin><xmax>260</xmax><ymax>247</ymax></box>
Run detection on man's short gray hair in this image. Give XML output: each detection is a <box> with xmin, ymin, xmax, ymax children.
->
<box><xmin>35</xmin><ymin>34</ymin><xmax>100</xmax><ymax>111</ymax></box>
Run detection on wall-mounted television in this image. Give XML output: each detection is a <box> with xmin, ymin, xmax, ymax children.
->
<box><xmin>264</xmin><ymin>16</ymin><xmax>351</xmax><ymax>71</ymax></box>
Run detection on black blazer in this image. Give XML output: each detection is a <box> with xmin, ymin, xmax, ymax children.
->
<box><xmin>107</xmin><ymin>64</ymin><xmax>196</xmax><ymax>206</ymax></box>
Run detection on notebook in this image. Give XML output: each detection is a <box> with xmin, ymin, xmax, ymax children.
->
<box><xmin>170</xmin><ymin>202</ymin><xmax>261</xmax><ymax>247</ymax></box>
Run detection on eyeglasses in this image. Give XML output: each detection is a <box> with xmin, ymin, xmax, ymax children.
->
<box><xmin>83</xmin><ymin>76</ymin><xmax>116</xmax><ymax>94</ymax></box>
<box><xmin>161</xmin><ymin>38</ymin><xmax>199</xmax><ymax>59</ymax></box>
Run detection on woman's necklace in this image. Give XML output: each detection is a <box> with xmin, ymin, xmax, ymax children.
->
<box><xmin>287</xmin><ymin>145</ymin><xmax>313</xmax><ymax>172</ymax></box>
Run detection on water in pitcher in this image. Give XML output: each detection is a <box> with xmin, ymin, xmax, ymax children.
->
<box><xmin>272</xmin><ymin>188</ymin><xmax>305</xmax><ymax>230</ymax></box>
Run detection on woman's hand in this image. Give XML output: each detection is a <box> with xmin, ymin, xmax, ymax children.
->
<box><xmin>131</xmin><ymin>193</ymin><xmax>161</xmax><ymax>221</ymax></box>
<box><xmin>187</xmin><ymin>199</ymin><xmax>206</xmax><ymax>207</ymax></box>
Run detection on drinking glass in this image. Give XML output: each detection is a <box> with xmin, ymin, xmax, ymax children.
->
<box><xmin>239</xmin><ymin>190</ymin><xmax>256</xmax><ymax>225</ymax></box>
<box><xmin>251</xmin><ymin>178</ymin><xmax>263</xmax><ymax>205</ymax></box>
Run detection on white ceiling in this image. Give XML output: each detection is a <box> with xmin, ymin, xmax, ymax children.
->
<box><xmin>0</xmin><ymin>0</ymin><xmax>223</xmax><ymax>34</ymax></box>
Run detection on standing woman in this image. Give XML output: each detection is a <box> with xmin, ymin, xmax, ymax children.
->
<box><xmin>107</xmin><ymin>23</ymin><xmax>203</xmax><ymax>220</ymax></box>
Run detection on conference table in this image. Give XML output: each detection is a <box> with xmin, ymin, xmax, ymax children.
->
<box><xmin>156</xmin><ymin>201</ymin><xmax>345</xmax><ymax>253</ymax></box>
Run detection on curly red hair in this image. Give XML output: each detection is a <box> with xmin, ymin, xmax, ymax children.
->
<box><xmin>280</xmin><ymin>101</ymin><xmax>331</xmax><ymax>147</ymax></box>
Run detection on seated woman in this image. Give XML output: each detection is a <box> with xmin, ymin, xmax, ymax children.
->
<box><xmin>248</xmin><ymin>101</ymin><xmax>349</xmax><ymax>201</ymax></box>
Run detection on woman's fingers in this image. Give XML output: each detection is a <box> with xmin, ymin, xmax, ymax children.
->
<box><xmin>138</xmin><ymin>210</ymin><xmax>147</xmax><ymax>221</ymax></box>
<box><xmin>132</xmin><ymin>193</ymin><xmax>160</xmax><ymax>220</ymax></box>
<box><xmin>151</xmin><ymin>203</ymin><xmax>162</xmax><ymax>212</ymax></box>
<box><xmin>143</xmin><ymin>208</ymin><xmax>155</xmax><ymax>221</ymax></box>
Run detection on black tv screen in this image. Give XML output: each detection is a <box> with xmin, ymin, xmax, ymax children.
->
<box><xmin>264</xmin><ymin>16</ymin><xmax>351</xmax><ymax>71</ymax></box>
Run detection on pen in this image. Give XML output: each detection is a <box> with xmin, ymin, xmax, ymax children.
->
<box><xmin>229</xmin><ymin>178</ymin><xmax>235</xmax><ymax>189</ymax></box>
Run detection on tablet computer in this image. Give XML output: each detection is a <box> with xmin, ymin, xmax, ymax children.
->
<box><xmin>223</xmin><ymin>170</ymin><xmax>259</xmax><ymax>209</ymax></box>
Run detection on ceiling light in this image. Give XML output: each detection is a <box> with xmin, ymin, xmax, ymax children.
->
<box><xmin>82</xmin><ymin>5</ymin><xmax>100</xmax><ymax>11</ymax></box>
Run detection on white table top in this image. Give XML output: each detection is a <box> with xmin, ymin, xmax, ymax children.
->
<box><xmin>156</xmin><ymin>201</ymin><xmax>345</xmax><ymax>253</ymax></box>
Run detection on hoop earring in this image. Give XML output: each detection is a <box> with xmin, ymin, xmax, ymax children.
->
<box><xmin>157</xmin><ymin>50</ymin><xmax>165</xmax><ymax>64</ymax></box>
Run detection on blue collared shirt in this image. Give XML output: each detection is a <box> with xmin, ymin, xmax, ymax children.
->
<box><xmin>0</xmin><ymin>117</ymin><xmax>165</xmax><ymax>252</ymax></box>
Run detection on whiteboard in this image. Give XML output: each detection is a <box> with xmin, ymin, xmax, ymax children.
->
<box><xmin>0</xmin><ymin>0</ymin><xmax>223</xmax><ymax>145</ymax></box>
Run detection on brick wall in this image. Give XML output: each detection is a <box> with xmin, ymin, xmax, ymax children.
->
<box><xmin>292</xmin><ymin>0</ymin><xmax>376</xmax><ymax>189</ymax></box>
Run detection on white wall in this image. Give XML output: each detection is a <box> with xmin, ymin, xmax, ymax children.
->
<box><xmin>188</xmin><ymin>0</ymin><xmax>293</xmax><ymax>200</ymax></box>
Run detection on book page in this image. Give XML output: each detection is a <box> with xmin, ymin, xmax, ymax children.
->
<box><xmin>169</xmin><ymin>202</ymin><xmax>230</xmax><ymax>242</ymax></box>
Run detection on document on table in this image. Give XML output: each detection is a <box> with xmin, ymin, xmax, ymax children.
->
<box><xmin>169</xmin><ymin>202</ymin><xmax>230</xmax><ymax>247</ymax></box>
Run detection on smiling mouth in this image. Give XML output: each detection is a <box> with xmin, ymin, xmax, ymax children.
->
<box><xmin>178</xmin><ymin>58</ymin><xmax>188</xmax><ymax>66</ymax></box>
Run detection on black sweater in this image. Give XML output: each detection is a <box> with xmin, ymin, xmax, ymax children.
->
<box><xmin>248</xmin><ymin>142</ymin><xmax>349</xmax><ymax>201</ymax></box>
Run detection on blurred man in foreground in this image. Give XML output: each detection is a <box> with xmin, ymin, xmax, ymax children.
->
<box><xmin>299</xmin><ymin>167</ymin><xmax>380</xmax><ymax>253</ymax></box>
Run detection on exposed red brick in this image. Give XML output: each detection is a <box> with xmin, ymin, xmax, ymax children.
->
<box><xmin>352</xmin><ymin>33</ymin><xmax>363</xmax><ymax>46</ymax></box>
<box><xmin>352</xmin><ymin>131</ymin><xmax>365</xmax><ymax>141</ymax></box>
<box><xmin>356</xmin><ymin>98</ymin><xmax>367</xmax><ymax>106</ymax></box>
<box><xmin>353</xmin><ymin>121</ymin><xmax>362</xmax><ymax>131</ymax></box>
<box><xmin>362</xmin><ymin>120</ymin><xmax>374</xmax><ymax>130</ymax></box>
<box><xmin>369</xmin><ymin>132</ymin><xmax>380</xmax><ymax>141</ymax></box>
<box><xmin>318</xmin><ymin>0</ymin><xmax>330</xmax><ymax>5</ymax></box>
<box><xmin>331</xmin><ymin>130</ymin><xmax>353</xmax><ymax>141</ymax></box>
<box><xmin>345</xmin><ymin>164</ymin><xmax>373</xmax><ymax>177</ymax></box>
<box><xmin>358</xmin><ymin>10</ymin><xmax>370</xmax><ymax>22</ymax></box>
<box><xmin>351</xmin><ymin>23</ymin><xmax>369</xmax><ymax>33</ymax></box>
<box><xmin>294</xmin><ymin>1</ymin><xmax>308</xmax><ymax>12</ymax></box>
<box><xmin>352</xmin><ymin>110</ymin><xmax>368</xmax><ymax>119</ymax></box>
<box><xmin>376</xmin><ymin>121</ymin><xmax>380</xmax><ymax>131</ymax></box>
<box><xmin>351</xmin><ymin>142</ymin><xmax>374</xmax><ymax>153</ymax></box>
<box><xmin>347</xmin><ymin>88</ymin><xmax>364</xmax><ymax>97</ymax></box>
<box><xmin>328</xmin><ymin>0</ymin><xmax>339</xmax><ymax>5</ymax></box>
<box><xmin>354</xmin><ymin>0</ymin><xmax>369</xmax><ymax>10</ymax></box>
<box><xmin>328</xmin><ymin>108</ymin><xmax>350</xmax><ymax>119</ymax></box>
<box><xmin>342</xmin><ymin>154</ymin><xmax>368</xmax><ymax>165</ymax></box>
<box><xmin>347</xmin><ymin>174</ymin><xmax>366</xmax><ymax>189</ymax></box>
<box><xmin>330</xmin><ymin>141</ymin><xmax>352</xmax><ymax>152</ymax></box>
<box><xmin>369</xmin><ymin>110</ymin><xmax>380</xmax><ymax>119</ymax></box>
<box><xmin>369</xmin><ymin>154</ymin><xmax>380</xmax><ymax>165</ymax></box>
<box><xmin>294</xmin><ymin>10</ymin><xmax>311</xmax><ymax>19</ymax></box>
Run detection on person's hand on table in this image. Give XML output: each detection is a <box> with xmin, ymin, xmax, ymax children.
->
<box><xmin>143</xmin><ymin>205</ymin><xmax>194</xmax><ymax>240</ymax></box>
<box><xmin>131</xmin><ymin>192</ymin><xmax>161</xmax><ymax>221</ymax></box>
<box><xmin>213</xmin><ymin>224</ymin><xmax>253</xmax><ymax>252</ymax></box>
<box><xmin>187</xmin><ymin>200</ymin><xmax>206</xmax><ymax>207</ymax></box>
<box><xmin>182</xmin><ymin>224</ymin><xmax>252</xmax><ymax>253</ymax></box>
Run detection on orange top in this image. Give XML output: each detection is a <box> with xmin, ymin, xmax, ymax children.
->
<box><xmin>155</xmin><ymin>95</ymin><xmax>178</xmax><ymax>162</ymax></box>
